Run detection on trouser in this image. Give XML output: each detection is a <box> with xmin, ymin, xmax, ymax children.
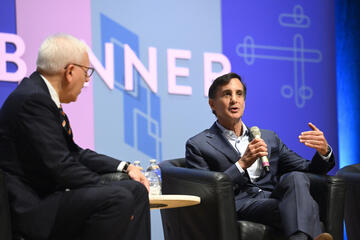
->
<box><xmin>237</xmin><ymin>172</ymin><xmax>322</xmax><ymax>238</ymax></box>
<box><xmin>13</xmin><ymin>179</ymin><xmax>151</xmax><ymax>240</ymax></box>
<box><xmin>50</xmin><ymin>180</ymin><xmax>150</xmax><ymax>240</ymax></box>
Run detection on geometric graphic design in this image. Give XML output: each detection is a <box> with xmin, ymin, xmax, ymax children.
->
<box><xmin>235</xmin><ymin>5</ymin><xmax>322</xmax><ymax>108</ymax></box>
<box><xmin>100</xmin><ymin>14</ymin><xmax>162</xmax><ymax>160</ymax></box>
<box><xmin>0</xmin><ymin>0</ymin><xmax>18</xmax><ymax>108</ymax></box>
<box><xmin>278</xmin><ymin>5</ymin><xmax>310</xmax><ymax>28</ymax></box>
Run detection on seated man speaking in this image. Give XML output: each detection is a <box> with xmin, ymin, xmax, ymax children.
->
<box><xmin>0</xmin><ymin>34</ymin><xmax>150</xmax><ymax>240</ymax></box>
<box><xmin>185</xmin><ymin>73</ymin><xmax>334</xmax><ymax>240</ymax></box>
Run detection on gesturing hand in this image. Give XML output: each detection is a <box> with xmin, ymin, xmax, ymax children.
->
<box><xmin>299</xmin><ymin>122</ymin><xmax>329</xmax><ymax>156</ymax></box>
<box><xmin>127</xmin><ymin>164</ymin><xmax>150</xmax><ymax>192</ymax></box>
<box><xmin>238</xmin><ymin>138</ymin><xmax>268</xmax><ymax>169</ymax></box>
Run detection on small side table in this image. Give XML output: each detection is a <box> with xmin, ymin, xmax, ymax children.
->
<box><xmin>149</xmin><ymin>194</ymin><xmax>200</xmax><ymax>210</ymax></box>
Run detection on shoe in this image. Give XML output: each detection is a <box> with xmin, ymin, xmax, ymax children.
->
<box><xmin>314</xmin><ymin>233</ymin><xmax>333</xmax><ymax>240</ymax></box>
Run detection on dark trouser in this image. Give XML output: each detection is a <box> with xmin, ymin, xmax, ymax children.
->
<box><xmin>49</xmin><ymin>180</ymin><xmax>150</xmax><ymax>240</ymax></box>
<box><xmin>237</xmin><ymin>172</ymin><xmax>321</xmax><ymax>239</ymax></box>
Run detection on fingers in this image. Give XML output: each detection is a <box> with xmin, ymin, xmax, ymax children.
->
<box><xmin>140</xmin><ymin>175</ymin><xmax>150</xmax><ymax>192</ymax></box>
<box><xmin>128</xmin><ymin>170</ymin><xmax>140</xmax><ymax>182</ymax></box>
<box><xmin>308</xmin><ymin>122</ymin><xmax>319</xmax><ymax>131</ymax></box>
<box><xmin>127</xmin><ymin>165</ymin><xmax>150</xmax><ymax>192</ymax></box>
<box><xmin>239</xmin><ymin>138</ymin><xmax>268</xmax><ymax>169</ymax></box>
<box><xmin>299</xmin><ymin>132</ymin><xmax>325</xmax><ymax>141</ymax></box>
<box><xmin>299</xmin><ymin>123</ymin><xmax>328</xmax><ymax>155</ymax></box>
<box><xmin>300</xmin><ymin>139</ymin><xmax>324</xmax><ymax>148</ymax></box>
<box><xmin>300</xmin><ymin>122</ymin><xmax>324</xmax><ymax>139</ymax></box>
<box><xmin>248</xmin><ymin>138</ymin><xmax>268</xmax><ymax>158</ymax></box>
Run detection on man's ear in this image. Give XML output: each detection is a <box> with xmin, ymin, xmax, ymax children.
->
<box><xmin>64</xmin><ymin>65</ymin><xmax>74</xmax><ymax>83</ymax></box>
<box><xmin>209</xmin><ymin>98</ymin><xmax>215</xmax><ymax>111</ymax></box>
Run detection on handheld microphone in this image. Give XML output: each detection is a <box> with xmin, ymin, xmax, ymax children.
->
<box><xmin>250</xmin><ymin>126</ymin><xmax>270</xmax><ymax>172</ymax></box>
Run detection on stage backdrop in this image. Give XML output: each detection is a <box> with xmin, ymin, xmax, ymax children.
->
<box><xmin>0</xmin><ymin>0</ymin><xmax>338</xmax><ymax>239</ymax></box>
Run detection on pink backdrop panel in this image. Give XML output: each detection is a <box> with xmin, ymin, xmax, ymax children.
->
<box><xmin>15</xmin><ymin>0</ymin><xmax>94</xmax><ymax>149</ymax></box>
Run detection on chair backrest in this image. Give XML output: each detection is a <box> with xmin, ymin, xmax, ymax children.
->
<box><xmin>159</xmin><ymin>158</ymin><xmax>240</xmax><ymax>240</ymax></box>
<box><xmin>0</xmin><ymin>169</ymin><xmax>12</xmax><ymax>240</ymax></box>
<box><xmin>337</xmin><ymin>164</ymin><xmax>360</xmax><ymax>240</ymax></box>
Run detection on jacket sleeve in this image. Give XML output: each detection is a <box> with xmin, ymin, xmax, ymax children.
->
<box><xmin>78</xmin><ymin>148</ymin><xmax>121</xmax><ymax>174</ymax></box>
<box><xmin>185</xmin><ymin>138</ymin><xmax>249</xmax><ymax>187</ymax></box>
<box><xmin>273</xmin><ymin>131</ymin><xmax>335</xmax><ymax>175</ymax></box>
<box><xmin>17</xmin><ymin>94</ymin><xmax>107</xmax><ymax>189</ymax></box>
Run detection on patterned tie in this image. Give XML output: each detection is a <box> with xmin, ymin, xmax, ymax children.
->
<box><xmin>59</xmin><ymin>105</ymin><xmax>73</xmax><ymax>138</ymax></box>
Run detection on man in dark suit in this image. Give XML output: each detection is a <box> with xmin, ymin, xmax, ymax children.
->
<box><xmin>0</xmin><ymin>34</ymin><xmax>150</xmax><ymax>240</ymax></box>
<box><xmin>185</xmin><ymin>72</ymin><xmax>334</xmax><ymax>240</ymax></box>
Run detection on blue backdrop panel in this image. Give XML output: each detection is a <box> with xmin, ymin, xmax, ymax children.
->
<box><xmin>221</xmin><ymin>0</ymin><xmax>338</xmax><ymax>173</ymax></box>
<box><xmin>0</xmin><ymin>0</ymin><xmax>18</xmax><ymax>107</ymax></box>
<box><xmin>336</xmin><ymin>0</ymin><xmax>360</xmax><ymax>168</ymax></box>
<box><xmin>100</xmin><ymin>14</ymin><xmax>162</xmax><ymax>161</ymax></box>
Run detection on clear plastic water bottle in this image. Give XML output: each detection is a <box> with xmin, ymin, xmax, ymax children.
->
<box><xmin>147</xmin><ymin>159</ymin><xmax>162</xmax><ymax>182</ymax></box>
<box><xmin>145</xmin><ymin>159</ymin><xmax>162</xmax><ymax>195</ymax></box>
<box><xmin>133</xmin><ymin>160</ymin><xmax>144</xmax><ymax>173</ymax></box>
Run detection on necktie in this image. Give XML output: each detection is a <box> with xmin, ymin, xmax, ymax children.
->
<box><xmin>59</xmin><ymin>106</ymin><xmax>73</xmax><ymax>138</ymax></box>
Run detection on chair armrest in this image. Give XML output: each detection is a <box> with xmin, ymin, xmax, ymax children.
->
<box><xmin>99</xmin><ymin>172</ymin><xmax>130</xmax><ymax>184</ymax></box>
<box><xmin>159</xmin><ymin>160</ymin><xmax>239</xmax><ymax>240</ymax></box>
<box><xmin>0</xmin><ymin>169</ymin><xmax>12</xmax><ymax>240</ymax></box>
<box><xmin>306</xmin><ymin>173</ymin><xmax>345</xmax><ymax>240</ymax></box>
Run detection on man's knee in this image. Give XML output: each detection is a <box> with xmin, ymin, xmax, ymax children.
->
<box><xmin>280</xmin><ymin>171</ymin><xmax>309</xmax><ymax>187</ymax></box>
<box><xmin>110</xmin><ymin>180</ymin><xmax>148</xmax><ymax>201</ymax></box>
<box><xmin>272</xmin><ymin>172</ymin><xmax>310</xmax><ymax>198</ymax></box>
<box><xmin>91</xmin><ymin>186</ymin><xmax>138</xmax><ymax>221</ymax></box>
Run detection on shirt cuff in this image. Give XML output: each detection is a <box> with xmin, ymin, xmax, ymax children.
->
<box><xmin>319</xmin><ymin>145</ymin><xmax>332</xmax><ymax>161</ymax></box>
<box><xmin>117</xmin><ymin>161</ymin><xmax>127</xmax><ymax>172</ymax></box>
<box><xmin>235</xmin><ymin>161</ymin><xmax>245</xmax><ymax>174</ymax></box>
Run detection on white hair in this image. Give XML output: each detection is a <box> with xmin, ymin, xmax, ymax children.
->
<box><xmin>36</xmin><ymin>34</ymin><xmax>88</xmax><ymax>74</ymax></box>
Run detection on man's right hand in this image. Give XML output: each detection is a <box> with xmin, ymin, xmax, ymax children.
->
<box><xmin>127</xmin><ymin>164</ymin><xmax>150</xmax><ymax>192</ymax></box>
<box><xmin>238</xmin><ymin>138</ymin><xmax>268</xmax><ymax>169</ymax></box>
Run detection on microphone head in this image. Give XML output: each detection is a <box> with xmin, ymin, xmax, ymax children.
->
<box><xmin>250</xmin><ymin>126</ymin><xmax>261</xmax><ymax>138</ymax></box>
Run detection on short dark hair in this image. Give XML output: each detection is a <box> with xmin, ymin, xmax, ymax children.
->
<box><xmin>208</xmin><ymin>72</ymin><xmax>247</xmax><ymax>100</ymax></box>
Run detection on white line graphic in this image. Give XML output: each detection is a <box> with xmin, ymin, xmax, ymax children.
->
<box><xmin>279</xmin><ymin>5</ymin><xmax>310</xmax><ymax>28</ymax></box>
<box><xmin>236</xmin><ymin>34</ymin><xmax>322</xmax><ymax>108</ymax></box>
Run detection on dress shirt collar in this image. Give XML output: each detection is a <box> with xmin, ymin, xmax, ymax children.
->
<box><xmin>216</xmin><ymin>121</ymin><xmax>249</xmax><ymax>140</ymax></box>
<box><xmin>40</xmin><ymin>74</ymin><xmax>61</xmax><ymax>108</ymax></box>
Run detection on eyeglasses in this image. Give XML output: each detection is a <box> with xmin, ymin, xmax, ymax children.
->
<box><xmin>64</xmin><ymin>63</ymin><xmax>95</xmax><ymax>77</ymax></box>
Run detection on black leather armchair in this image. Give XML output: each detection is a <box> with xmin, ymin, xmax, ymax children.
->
<box><xmin>336</xmin><ymin>164</ymin><xmax>360</xmax><ymax>240</ymax></box>
<box><xmin>159</xmin><ymin>158</ymin><xmax>345</xmax><ymax>240</ymax></box>
<box><xmin>0</xmin><ymin>169</ymin><xmax>12</xmax><ymax>240</ymax></box>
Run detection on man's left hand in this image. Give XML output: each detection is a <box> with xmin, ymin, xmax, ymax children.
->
<box><xmin>299</xmin><ymin>122</ymin><xmax>329</xmax><ymax>156</ymax></box>
<box><xmin>127</xmin><ymin>164</ymin><xmax>150</xmax><ymax>192</ymax></box>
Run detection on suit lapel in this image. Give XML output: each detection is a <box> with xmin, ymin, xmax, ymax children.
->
<box><xmin>30</xmin><ymin>72</ymin><xmax>75</xmax><ymax>144</ymax></box>
<box><xmin>206</xmin><ymin>123</ymin><xmax>240</xmax><ymax>163</ymax></box>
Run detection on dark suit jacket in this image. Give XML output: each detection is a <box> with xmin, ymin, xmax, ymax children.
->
<box><xmin>186</xmin><ymin>122</ymin><xmax>335</xmax><ymax>211</ymax></box>
<box><xmin>0</xmin><ymin>72</ymin><xmax>120</xmax><ymax>238</ymax></box>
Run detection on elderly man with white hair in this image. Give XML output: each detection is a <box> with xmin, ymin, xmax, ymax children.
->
<box><xmin>0</xmin><ymin>34</ymin><xmax>150</xmax><ymax>240</ymax></box>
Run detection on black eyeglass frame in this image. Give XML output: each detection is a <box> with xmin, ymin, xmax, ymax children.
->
<box><xmin>64</xmin><ymin>63</ymin><xmax>95</xmax><ymax>77</ymax></box>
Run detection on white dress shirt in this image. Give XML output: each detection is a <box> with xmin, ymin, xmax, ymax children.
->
<box><xmin>216</xmin><ymin>121</ymin><xmax>263</xmax><ymax>182</ymax></box>
<box><xmin>40</xmin><ymin>74</ymin><xmax>61</xmax><ymax>108</ymax></box>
